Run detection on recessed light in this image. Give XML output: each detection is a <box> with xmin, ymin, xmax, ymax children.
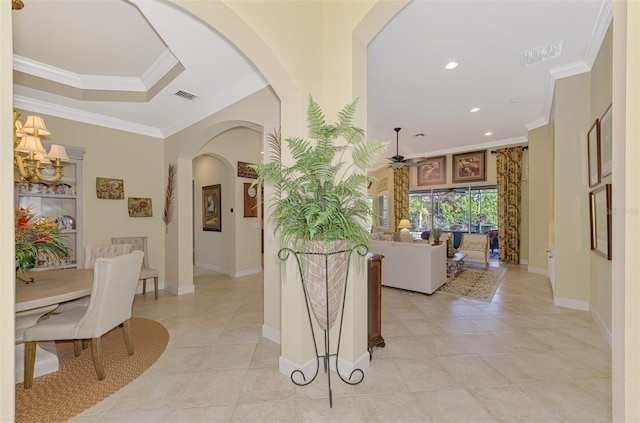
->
<box><xmin>511</xmin><ymin>97</ymin><xmax>520</xmax><ymax>103</ymax></box>
<box><xmin>470</xmin><ymin>107</ymin><xmax>480</xmax><ymax>113</ymax></box>
<box><xmin>484</xmin><ymin>132</ymin><xmax>492</xmax><ymax>136</ymax></box>
<box><xmin>445</xmin><ymin>61</ymin><xmax>458</xmax><ymax>70</ymax></box>
<box><xmin>414</xmin><ymin>133</ymin><xmax>425</xmax><ymax>138</ymax></box>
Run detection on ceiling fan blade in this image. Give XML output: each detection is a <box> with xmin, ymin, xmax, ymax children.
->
<box><xmin>405</xmin><ymin>161</ymin><xmax>421</xmax><ymax>167</ymax></box>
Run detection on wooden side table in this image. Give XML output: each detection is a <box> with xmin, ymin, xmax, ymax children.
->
<box><xmin>367</xmin><ymin>253</ymin><xmax>385</xmax><ymax>357</ymax></box>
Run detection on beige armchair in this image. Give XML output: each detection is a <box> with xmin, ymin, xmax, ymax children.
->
<box><xmin>111</xmin><ymin>236</ymin><xmax>159</xmax><ymax>300</ymax></box>
<box><xmin>23</xmin><ymin>251</ymin><xmax>144</xmax><ymax>388</ymax></box>
<box><xmin>457</xmin><ymin>233</ymin><xmax>489</xmax><ymax>268</ymax></box>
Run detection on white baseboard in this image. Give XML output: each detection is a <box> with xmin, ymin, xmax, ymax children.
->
<box><xmin>554</xmin><ymin>296</ymin><xmax>589</xmax><ymax>311</ymax></box>
<box><xmin>163</xmin><ymin>282</ymin><xmax>194</xmax><ymax>295</ymax></box>
<box><xmin>233</xmin><ymin>267</ymin><xmax>263</xmax><ymax>277</ymax></box>
<box><xmin>262</xmin><ymin>324</ymin><xmax>280</xmax><ymax>344</ymax></box>
<box><xmin>196</xmin><ymin>262</ymin><xmax>230</xmax><ymax>275</ymax></box>
<box><xmin>591</xmin><ymin>309</ymin><xmax>612</xmax><ymax>348</ymax></box>
<box><xmin>527</xmin><ymin>266</ymin><xmax>548</xmax><ymax>277</ymax></box>
<box><xmin>195</xmin><ymin>262</ymin><xmax>262</xmax><ymax>278</ymax></box>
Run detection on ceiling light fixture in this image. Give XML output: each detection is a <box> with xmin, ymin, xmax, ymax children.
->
<box><xmin>12</xmin><ymin>0</ymin><xmax>24</xmax><ymax>10</ymax></box>
<box><xmin>445</xmin><ymin>61</ymin><xmax>458</xmax><ymax>70</ymax></box>
<box><xmin>470</xmin><ymin>107</ymin><xmax>480</xmax><ymax>113</ymax></box>
<box><xmin>414</xmin><ymin>133</ymin><xmax>425</xmax><ymax>138</ymax></box>
<box><xmin>13</xmin><ymin>110</ymin><xmax>69</xmax><ymax>185</ymax></box>
<box><xmin>484</xmin><ymin>132</ymin><xmax>493</xmax><ymax>136</ymax></box>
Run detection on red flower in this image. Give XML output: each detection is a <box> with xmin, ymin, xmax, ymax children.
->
<box><xmin>17</xmin><ymin>215</ymin><xmax>30</xmax><ymax>227</ymax></box>
<box><xmin>35</xmin><ymin>234</ymin><xmax>50</xmax><ymax>243</ymax></box>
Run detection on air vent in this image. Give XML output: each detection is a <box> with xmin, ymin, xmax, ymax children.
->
<box><xmin>520</xmin><ymin>40</ymin><xmax>563</xmax><ymax>67</ymax></box>
<box><xmin>172</xmin><ymin>90</ymin><xmax>199</xmax><ymax>102</ymax></box>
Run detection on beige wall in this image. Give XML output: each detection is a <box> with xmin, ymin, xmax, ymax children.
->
<box><xmin>12</xmin><ymin>110</ymin><xmax>166</xmax><ymax>287</ymax></box>
<box><xmin>613</xmin><ymin>1</ymin><xmax>640</xmax><ymax>420</ymax></box>
<box><xmin>527</xmin><ymin>124</ymin><xmax>554</xmax><ymax>273</ymax></box>
<box><xmin>168</xmin><ymin>0</ymin><xmax>393</xmax><ymax>370</ymax></box>
<box><xmin>163</xmin><ymin>86</ymin><xmax>281</xmax><ymax>336</ymax></box>
<box><xmin>1</xmin><ymin>1</ymin><xmax>15</xmax><ymax>419</ymax></box>
<box><xmin>551</xmin><ymin>72</ymin><xmax>591</xmax><ymax>308</ymax></box>
<box><xmin>194</xmin><ymin>127</ymin><xmax>263</xmax><ymax>276</ymax></box>
<box><xmin>589</xmin><ymin>25</ymin><xmax>613</xmax><ymax>335</ymax></box>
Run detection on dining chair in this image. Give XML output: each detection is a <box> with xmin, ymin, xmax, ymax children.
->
<box><xmin>111</xmin><ymin>236</ymin><xmax>159</xmax><ymax>300</ymax></box>
<box><xmin>54</xmin><ymin>243</ymin><xmax>133</xmax><ymax>314</ymax></box>
<box><xmin>22</xmin><ymin>251</ymin><xmax>144</xmax><ymax>389</ymax></box>
<box><xmin>83</xmin><ymin>244</ymin><xmax>132</xmax><ymax>269</ymax></box>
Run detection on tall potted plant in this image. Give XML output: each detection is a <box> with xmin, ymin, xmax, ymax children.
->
<box><xmin>251</xmin><ymin>96</ymin><xmax>388</xmax><ymax>329</ymax></box>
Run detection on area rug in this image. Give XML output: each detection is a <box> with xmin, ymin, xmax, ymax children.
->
<box><xmin>15</xmin><ymin>317</ymin><xmax>168</xmax><ymax>423</ymax></box>
<box><xmin>437</xmin><ymin>267</ymin><xmax>507</xmax><ymax>302</ymax></box>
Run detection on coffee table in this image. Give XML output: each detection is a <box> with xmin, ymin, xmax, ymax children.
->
<box><xmin>447</xmin><ymin>252</ymin><xmax>466</xmax><ymax>278</ymax></box>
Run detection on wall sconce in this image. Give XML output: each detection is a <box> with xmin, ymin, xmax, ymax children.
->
<box><xmin>13</xmin><ymin>110</ymin><xmax>68</xmax><ymax>185</ymax></box>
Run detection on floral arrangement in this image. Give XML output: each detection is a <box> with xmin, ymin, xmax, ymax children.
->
<box><xmin>15</xmin><ymin>205</ymin><xmax>69</xmax><ymax>271</ymax></box>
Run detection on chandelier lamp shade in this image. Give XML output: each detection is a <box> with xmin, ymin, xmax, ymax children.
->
<box><xmin>13</xmin><ymin>110</ymin><xmax>68</xmax><ymax>185</ymax></box>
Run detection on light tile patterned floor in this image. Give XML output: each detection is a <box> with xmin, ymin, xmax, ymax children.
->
<box><xmin>71</xmin><ymin>263</ymin><xmax>611</xmax><ymax>422</ymax></box>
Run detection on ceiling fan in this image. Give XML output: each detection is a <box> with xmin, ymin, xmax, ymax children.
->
<box><xmin>388</xmin><ymin>127</ymin><xmax>420</xmax><ymax>169</ymax></box>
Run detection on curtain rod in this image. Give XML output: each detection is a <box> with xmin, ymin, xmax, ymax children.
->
<box><xmin>490</xmin><ymin>146</ymin><xmax>528</xmax><ymax>154</ymax></box>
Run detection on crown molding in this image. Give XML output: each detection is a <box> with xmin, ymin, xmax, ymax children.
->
<box><xmin>13</xmin><ymin>95</ymin><xmax>164</xmax><ymax>138</ymax></box>
<box><xmin>13</xmin><ymin>48</ymin><xmax>179</xmax><ymax>93</ymax></box>
<box><xmin>584</xmin><ymin>0</ymin><xmax>613</xmax><ymax>67</ymax></box>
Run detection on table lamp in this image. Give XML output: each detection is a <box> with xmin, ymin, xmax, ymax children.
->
<box><xmin>398</xmin><ymin>219</ymin><xmax>413</xmax><ymax>242</ymax></box>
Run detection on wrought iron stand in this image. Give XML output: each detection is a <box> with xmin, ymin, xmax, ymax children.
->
<box><xmin>278</xmin><ymin>244</ymin><xmax>367</xmax><ymax>407</ymax></box>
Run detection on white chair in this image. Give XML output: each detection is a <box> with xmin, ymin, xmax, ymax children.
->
<box><xmin>457</xmin><ymin>233</ymin><xmax>489</xmax><ymax>268</ymax></box>
<box><xmin>54</xmin><ymin>244</ymin><xmax>133</xmax><ymax>314</ymax></box>
<box><xmin>111</xmin><ymin>236</ymin><xmax>159</xmax><ymax>300</ymax></box>
<box><xmin>83</xmin><ymin>244</ymin><xmax>132</xmax><ymax>269</ymax></box>
<box><xmin>23</xmin><ymin>251</ymin><xmax>144</xmax><ymax>389</ymax></box>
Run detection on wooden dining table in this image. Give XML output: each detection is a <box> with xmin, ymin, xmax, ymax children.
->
<box><xmin>15</xmin><ymin>268</ymin><xmax>94</xmax><ymax>384</ymax></box>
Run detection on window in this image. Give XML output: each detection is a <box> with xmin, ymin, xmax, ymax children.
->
<box><xmin>409</xmin><ymin>186</ymin><xmax>497</xmax><ymax>234</ymax></box>
<box><xmin>377</xmin><ymin>194</ymin><xmax>389</xmax><ymax>229</ymax></box>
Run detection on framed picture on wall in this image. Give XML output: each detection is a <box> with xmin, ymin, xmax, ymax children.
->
<box><xmin>452</xmin><ymin>150</ymin><xmax>486</xmax><ymax>183</ymax></box>
<box><xmin>417</xmin><ymin>156</ymin><xmax>446</xmax><ymax>186</ymax></box>
<box><xmin>589</xmin><ymin>183</ymin><xmax>612</xmax><ymax>260</ymax></box>
<box><xmin>96</xmin><ymin>177</ymin><xmax>124</xmax><ymax>200</ymax></box>
<box><xmin>202</xmin><ymin>184</ymin><xmax>221</xmax><ymax>231</ymax></box>
<box><xmin>600</xmin><ymin>103</ymin><xmax>612</xmax><ymax>178</ymax></box>
<box><xmin>127</xmin><ymin>197</ymin><xmax>152</xmax><ymax>217</ymax></box>
<box><xmin>587</xmin><ymin>118</ymin><xmax>601</xmax><ymax>187</ymax></box>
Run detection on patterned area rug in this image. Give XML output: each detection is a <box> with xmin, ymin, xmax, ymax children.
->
<box><xmin>437</xmin><ymin>267</ymin><xmax>507</xmax><ymax>302</ymax></box>
<box><xmin>15</xmin><ymin>317</ymin><xmax>168</xmax><ymax>423</ymax></box>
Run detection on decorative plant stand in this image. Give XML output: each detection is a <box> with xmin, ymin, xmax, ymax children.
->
<box><xmin>278</xmin><ymin>244</ymin><xmax>367</xmax><ymax>407</ymax></box>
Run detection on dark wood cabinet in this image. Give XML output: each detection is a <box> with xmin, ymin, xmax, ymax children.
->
<box><xmin>367</xmin><ymin>253</ymin><xmax>385</xmax><ymax>357</ymax></box>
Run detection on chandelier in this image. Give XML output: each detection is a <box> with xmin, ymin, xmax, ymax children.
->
<box><xmin>13</xmin><ymin>110</ymin><xmax>69</xmax><ymax>185</ymax></box>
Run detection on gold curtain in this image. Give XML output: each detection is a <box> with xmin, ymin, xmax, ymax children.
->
<box><xmin>496</xmin><ymin>147</ymin><xmax>522</xmax><ymax>263</ymax></box>
<box><xmin>393</xmin><ymin>167</ymin><xmax>409</xmax><ymax>231</ymax></box>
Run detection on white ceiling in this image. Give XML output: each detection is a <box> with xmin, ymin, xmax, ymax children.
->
<box><xmin>12</xmin><ymin>0</ymin><xmax>611</xmax><ymax>167</ymax></box>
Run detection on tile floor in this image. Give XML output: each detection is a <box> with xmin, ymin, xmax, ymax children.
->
<box><xmin>71</xmin><ymin>263</ymin><xmax>611</xmax><ymax>422</ymax></box>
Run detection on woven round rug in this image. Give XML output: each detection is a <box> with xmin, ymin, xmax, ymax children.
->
<box><xmin>15</xmin><ymin>317</ymin><xmax>168</xmax><ymax>423</ymax></box>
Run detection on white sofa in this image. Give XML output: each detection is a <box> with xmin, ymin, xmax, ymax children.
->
<box><xmin>368</xmin><ymin>240</ymin><xmax>447</xmax><ymax>294</ymax></box>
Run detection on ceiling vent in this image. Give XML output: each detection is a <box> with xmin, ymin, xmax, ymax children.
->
<box><xmin>520</xmin><ymin>40</ymin><xmax>563</xmax><ymax>67</ymax></box>
<box><xmin>172</xmin><ymin>90</ymin><xmax>199</xmax><ymax>102</ymax></box>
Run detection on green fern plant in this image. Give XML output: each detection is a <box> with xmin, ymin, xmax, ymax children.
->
<box><xmin>251</xmin><ymin>96</ymin><xmax>388</xmax><ymax>250</ymax></box>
